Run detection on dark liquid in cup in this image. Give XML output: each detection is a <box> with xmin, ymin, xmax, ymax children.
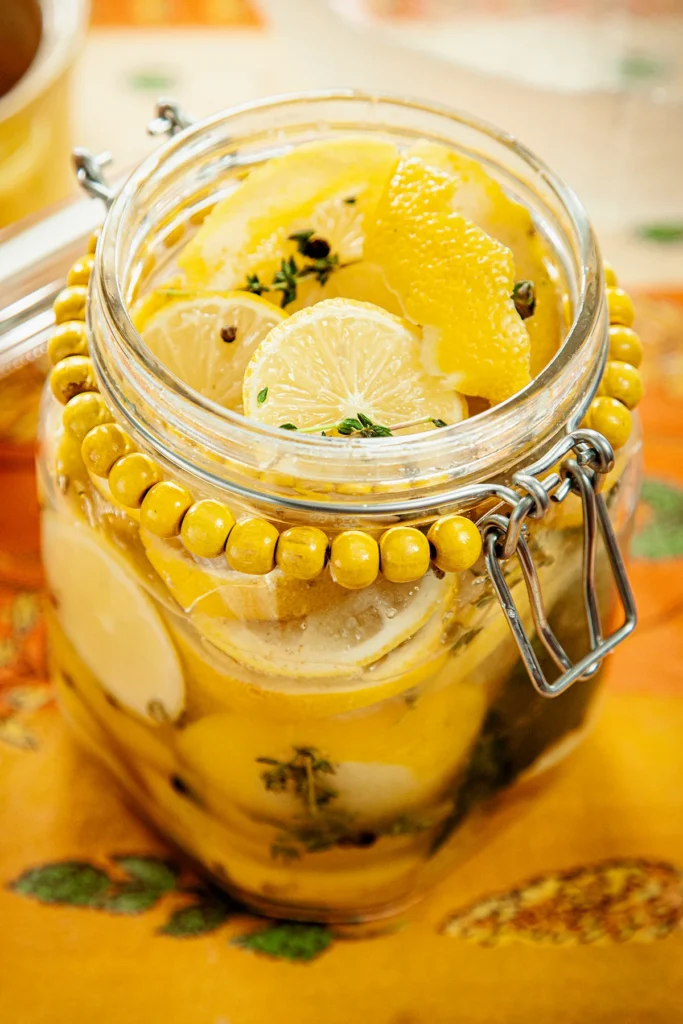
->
<box><xmin>0</xmin><ymin>0</ymin><xmax>42</xmax><ymax>100</ymax></box>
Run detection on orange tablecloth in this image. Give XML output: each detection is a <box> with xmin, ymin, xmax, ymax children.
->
<box><xmin>1</xmin><ymin>293</ymin><xmax>682</xmax><ymax>1023</ymax></box>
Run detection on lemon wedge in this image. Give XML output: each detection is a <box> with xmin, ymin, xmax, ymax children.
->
<box><xmin>242</xmin><ymin>298</ymin><xmax>466</xmax><ymax>432</ymax></box>
<box><xmin>408</xmin><ymin>140</ymin><xmax>563</xmax><ymax>376</ymax></box>
<box><xmin>192</xmin><ymin>571</ymin><xmax>452</xmax><ymax>679</ymax></box>
<box><xmin>135</xmin><ymin>291</ymin><xmax>285</xmax><ymax>412</ymax></box>
<box><xmin>365</xmin><ymin>154</ymin><xmax>532</xmax><ymax>404</ymax></box>
<box><xmin>41</xmin><ymin>511</ymin><xmax>185</xmax><ymax>722</ymax></box>
<box><xmin>178</xmin><ymin>136</ymin><xmax>398</xmax><ymax>292</ymax></box>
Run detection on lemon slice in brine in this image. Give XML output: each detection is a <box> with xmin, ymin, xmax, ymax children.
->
<box><xmin>136</xmin><ymin>291</ymin><xmax>285</xmax><ymax>412</ymax></box>
<box><xmin>192</xmin><ymin>571</ymin><xmax>452</xmax><ymax>680</ymax></box>
<box><xmin>41</xmin><ymin>512</ymin><xmax>185</xmax><ymax>722</ymax></box>
<box><xmin>242</xmin><ymin>298</ymin><xmax>466</xmax><ymax>432</ymax></box>
<box><xmin>140</xmin><ymin>529</ymin><xmax>344</xmax><ymax>623</ymax></box>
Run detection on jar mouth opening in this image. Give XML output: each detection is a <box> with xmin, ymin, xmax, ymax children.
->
<box><xmin>95</xmin><ymin>90</ymin><xmax>606</xmax><ymax>513</ymax></box>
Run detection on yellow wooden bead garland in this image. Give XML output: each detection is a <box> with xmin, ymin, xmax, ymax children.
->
<box><xmin>584</xmin><ymin>267</ymin><xmax>644</xmax><ymax>450</ymax></box>
<box><xmin>48</xmin><ymin>248</ymin><xmax>643</xmax><ymax>589</ymax></box>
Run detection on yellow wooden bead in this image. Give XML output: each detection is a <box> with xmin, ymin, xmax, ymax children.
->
<box><xmin>67</xmin><ymin>254</ymin><xmax>95</xmax><ymax>287</ymax></box>
<box><xmin>140</xmin><ymin>481</ymin><xmax>194</xmax><ymax>538</ymax></box>
<box><xmin>109</xmin><ymin>453</ymin><xmax>163</xmax><ymax>509</ymax></box>
<box><xmin>600</xmin><ymin>360</ymin><xmax>644</xmax><ymax>410</ymax></box>
<box><xmin>603</xmin><ymin>261</ymin><xmax>618</xmax><ymax>287</ymax></box>
<box><xmin>53</xmin><ymin>285</ymin><xmax>88</xmax><ymax>324</ymax></box>
<box><xmin>48</xmin><ymin>321</ymin><xmax>89</xmax><ymax>365</ymax></box>
<box><xmin>329</xmin><ymin>531</ymin><xmax>379</xmax><ymax>590</ymax></box>
<box><xmin>607</xmin><ymin>287</ymin><xmax>635</xmax><ymax>328</ymax></box>
<box><xmin>82</xmin><ymin>423</ymin><xmax>135</xmax><ymax>477</ymax></box>
<box><xmin>379</xmin><ymin>526</ymin><xmax>430</xmax><ymax>583</ymax></box>
<box><xmin>49</xmin><ymin>355</ymin><xmax>97</xmax><ymax>405</ymax></box>
<box><xmin>87</xmin><ymin>228</ymin><xmax>101</xmax><ymax>254</ymax></box>
<box><xmin>62</xmin><ymin>392</ymin><xmax>112</xmax><ymax>442</ymax></box>
<box><xmin>588</xmin><ymin>396</ymin><xmax>632</xmax><ymax>450</ymax></box>
<box><xmin>181</xmin><ymin>500</ymin><xmax>236</xmax><ymax>559</ymax></box>
<box><xmin>276</xmin><ymin>526</ymin><xmax>329</xmax><ymax>580</ymax></box>
<box><xmin>608</xmin><ymin>324</ymin><xmax>643</xmax><ymax>368</ymax></box>
<box><xmin>427</xmin><ymin>515</ymin><xmax>482</xmax><ymax>573</ymax></box>
<box><xmin>226</xmin><ymin>518</ymin><xmax>279</xmax><ymax>575</ymax></box>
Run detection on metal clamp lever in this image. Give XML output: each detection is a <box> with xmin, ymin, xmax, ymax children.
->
<box><xmin>480</xmin><ymin>435</ymin><xmax>637</xmax><ymax>698</ymax></box>
<box><xmin>147</xmin><ymin>98</ymin><xmax>196</xmax><ymax>138</ymax></box>
<box><xmin>72</xmin><ymin>149</ymin><xmax>116</xmax><ymax>208</ymax></box>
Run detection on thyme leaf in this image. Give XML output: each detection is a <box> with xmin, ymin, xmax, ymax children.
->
<box><xmin>245</xmin><ymin>273</ymin><xmax>267</xmax><ymax>296</ymax></box>
<box><xmin>272</xmin><ymin>256</ymin><xmax>300</xmax><ymax>307</ymax></box>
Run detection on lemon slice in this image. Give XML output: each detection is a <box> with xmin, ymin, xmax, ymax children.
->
<box><xmin>170</xmin><ymin>610</ymin><xmax>449</xmax><ymax>722</ymax></box>
<box><xmin>41</xmin><ymin>512</ymin><xmax>185</xmax><ymax>722</ymax></box>
<box><xmin>408</xmin><ymin>140</ymin><xmax>563</xmax><ymax>376</ymax></box>
<box><xmin>178</xmin><ymin>136</ymin><xmax>398</xmax><ymax>291</ymax></box>
<box><xmin>176</xmin><ymin>652</ymin><xmax>486</xmax><ymax>823</ymax></box>
<box><xmin>365</xmin><ymin>154</ymin><xmax>532</xmax><ymax>404</ymax></box>
<box><xmin>141</xmin><ymin>529</ymin><xmax>344</xmax><ymax>622</ymax></box>
<box><xmin>243</xmin><ymin>298</ymin><xmax>466</xmax><ymax>432</ymax></box>
<box><xmin>192</xmin><ymin>571</ymin><xmax>452</xmax><ymax>679</ymax></box>
<box><xmin>47</xmin><ymin>605</ymin><xmax>176</xmax><ymax>774</ymax></box>
<box><xmin>136</xmin><ymin>291</ymin><xmax>285</xmax><ymax>411</ymax></box>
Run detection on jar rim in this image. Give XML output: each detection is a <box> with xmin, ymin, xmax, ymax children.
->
<box><xmin>94</xmin><ymin>89</ymin><xmax>607</xmax><ymax>517</ymax></box>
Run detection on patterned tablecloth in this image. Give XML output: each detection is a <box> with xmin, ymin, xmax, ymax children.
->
<box><xmin>2</xmin><ymin>4</ymin><xmax>683</xmax><ymax>1021</ymax></box>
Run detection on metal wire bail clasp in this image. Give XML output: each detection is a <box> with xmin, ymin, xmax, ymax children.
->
<box><xmin>147</xmin><ymin>98</ymin><xmax>196</xmax><ymax>138</ymax></box>
<box><xmin>72</xmin><ymin>149</ymin><xmax>116</xmax><ymax>207</ymax></box>
<box><xmin>480</xmin><ymin>430</ymin><xmax>637</xmax><ymax>698</ymax></box>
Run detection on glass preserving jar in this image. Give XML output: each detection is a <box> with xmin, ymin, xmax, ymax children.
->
<box><xmin>38</xmin><ymin>93</ymin><xmax>641</xmax><ymax>924</ymax></box>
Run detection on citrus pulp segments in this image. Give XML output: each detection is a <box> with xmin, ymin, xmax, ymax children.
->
<box><xmin>191</xmin><ymin>571</ymin><xmax>454</xmax><ymax>679</ymax></box>
<box><xmin>41</xmin><ymin>511</ymin><xmax>185</xmax><ymax>722</ymax></box>
<box><xmin>177</xmin><ymin>136</ymin><xmax>399</xmax><ymax>290</ymax></box>
<box><xmin>408</xmin><ymin>140</ymin><xmax>563</xmax><ymax>377</ymax></box>
<box><xmin>242</xmin><ymin>298</ymin><xmax>467</xmax><ymax>431</ymax></box>
<box><xmin>138</xmin><ymin>291</ymin><xmax>286</xmax><ymax>412</ymax></box>
<box><xmin>365</xmin><ymin>154</ymin><xmax>532</xmax><ymax>404</ymax></box>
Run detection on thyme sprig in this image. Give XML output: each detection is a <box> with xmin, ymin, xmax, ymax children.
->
<box><xmin>241</xmin><ymin>231</ymin><xmax>351</xmax><ymax>308</ymax></box>
<box><xmin>271</xmin><ymin>255</ymin><xmax>300</xmax><ymax>307</ymax></box>
<box><xmin>257</xmin><ymin>747</ymin><xmax>337</xmax><ymax>817</ymax></box>
<box><xmin>294</xmin><ymin>413</ymin><xmax>451</xmax><ymax>437</ymax></box>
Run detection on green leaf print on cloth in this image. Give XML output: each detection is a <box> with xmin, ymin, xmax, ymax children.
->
<box><xmin>7</xmin><ymin>856</ymin><xmax>336</xmax><ymax>959</ymax></box>
<box><xmin>235</xmin><ymin>923</ymin><xmax>334</xmax><ymax>962</ymax></box>
<box><xmin>633</xmin><ymin>479</ymin><xmax>683</xmax><ymax>560</ymax></box>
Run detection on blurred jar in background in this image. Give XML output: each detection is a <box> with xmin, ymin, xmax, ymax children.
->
<box><xmin>0</xmin><ymin>0</ymin><xmax>88</xmax><ymax>586</ymax></box>
<box><xmin>268</xmin><ymin>0</ymin><xmax>682</xmax><ymax>286</ymax></box>
<box><xmin>0</xmin><ymin>0</ymin><xmax>87</xmax><ymax>227</ymax></box>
